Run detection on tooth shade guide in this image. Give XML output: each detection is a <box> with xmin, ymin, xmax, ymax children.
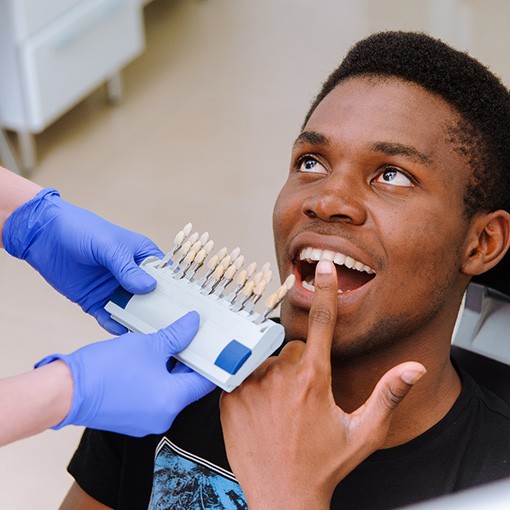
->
<box><xmin>155</xmin><ymin>224</ymin><xmax>294</xmax><ymax>318</ymax></box>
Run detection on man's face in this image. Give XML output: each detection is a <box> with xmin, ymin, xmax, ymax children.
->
<box><xmin>273</xmin><ymin>76</ymin><xmax>473</xmax><ymax>360</ymax></box>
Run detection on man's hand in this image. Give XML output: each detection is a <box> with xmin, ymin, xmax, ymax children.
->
<box><xmin>2</xmin><ymin>188</ymin><xmax>163</xmax><ymax>334</ymax></box>
<box><xmin>220</xmin><ymin>260</ymin><xmax>426</xmax><ymax>510</ymax></box>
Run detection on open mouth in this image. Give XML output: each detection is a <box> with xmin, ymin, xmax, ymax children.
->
<box><xmin>295</xmin><ymin>247</ymin><xmax>376</xmax><ymax>294</ymax></box>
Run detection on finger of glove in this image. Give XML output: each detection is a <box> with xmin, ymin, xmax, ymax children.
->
<box><xmin>113</xmin><ymin>259</ymin><xmax>158</xmax><ymax>294</ymax></box>
<box><xmin>94</xmin><ymin>308</ymin><xmax>128</xmax><ymax>335</ymax></box>
<box><xmin>168</xmin><ymin>371</ymin><xmax>216</xmax><ymax>407</ymax></box>
<box><xmin>169</xmin><ymin>360</ymin><xmax>193</xmax><ymax>374</ymax></box>
<box><xmin>158</xmin><ymin>311</ymin><xmax>201</xmax><ymax>355</ymax></box>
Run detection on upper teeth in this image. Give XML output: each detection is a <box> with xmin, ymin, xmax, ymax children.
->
<box><xmin>299</xmin><ymin>247</ymin><xmax>375</xmax><ymax>274</ymax></box>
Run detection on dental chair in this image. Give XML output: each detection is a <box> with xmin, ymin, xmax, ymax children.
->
<box><xmin>450</xmin><ymin>254</ymin><xmax>510</xmax><ymax>405</ymax></box>
<box><xmin>402</xmin><ymin>258</ymin><xmax>510</xmax><ymax>509</ymax></box>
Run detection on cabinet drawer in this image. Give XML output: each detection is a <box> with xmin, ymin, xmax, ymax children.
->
<box><xmin>11</xmin><ymin>0</ymin><xmax>84</xmax><ymax>41</ymax></box>
<box><xmin>18</xmin><ymin>0</ymin><xmax>144</xmax><ymax>132</ymax></box>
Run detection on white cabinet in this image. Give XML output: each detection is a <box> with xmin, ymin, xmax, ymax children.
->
<box><xmin>0</xmin><ymin>0</ymin><xmax>145</xmax><ymax>172</ymax></box>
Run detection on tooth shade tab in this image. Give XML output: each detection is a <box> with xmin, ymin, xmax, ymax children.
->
<box><xmin>199</xmin><ymin>232</ymin><xmax>209</xmax><ymax>245</ymax></box>
<box><xmin>284</xmin><ymin>274</ymin><xmax>296</xmax><ymax>290</ymax></box>
<box><xmin>233</xmin><ymin>255</ymin><xmax>245</xmax><ymax>269</ymax></box>
<box><xmin>184</xmin><ymin>250</ymin><xmax>196</xmax><ymax>265</ymax></box>
<box><xmin>179</xmin><ymin>241</ymin><xmax>192</xmax><ymax>256</ymax></box>
<box><xmin>276</xmin><ymin>285</ymin><xmax>288</xmax><ymax>300</ymax></box>
<box><xmin>220</xmin><ymin>255</ymin><xmax>232</xmax><ymax>268</ymax></box>
<box><xmin>264</xmin><ymin>293</ymin><xmax>278</xmax><ymax>309</ymax></box>
<box><xmin>229</xmin><ymin>247</ymin><xmax>241</xmax><ymax>261</ymax></box>
<box><xmin>147</xmin><ymin>223</ymin><xmax>294</xmax><ymax>320</ymax></box>
<box><xmin>235</xmin><ymin>269</ymin><xmax>248</xmax><ymax>285</ymax></box>
<box><xmin>212</xmin><ymin>265</ymin><xmax>225</xmax><ymax>280</ymax></box>
<box><xmin>216</xmin><ymin>247</ymin><xmax>228</xmax><ymax>261</ymax></box>
<box><xmin>242</xmin><ymin>280</ymin><xmax>255</xmax><ymax>296</ymax></box>
<box><xmin>191</xmin><ymin>241</ymin><xmax>203</xmax><ymax>253</ymax></box>
<box><xmin>188</xmin><ymin>232</ymin><xmax>199</xmax><ymax>246</ymax></box>
<box><xmin>182</xmin><ymin>223</ymin><xmax>193</xmax><ymax>237</ymax></box>
<box><xmin>207</xmin><ymin>255</ymin><xmax>219</xmax><ymax>270</ymax></box>
<box><xmin>252</xmin><ymin>271</ymin><xmax>264</xmax><ymax>286</ymax></box>
<box><xmin>260</xmin><ymin>262</ymin><xmax>271</xmax><ymax>273</ymax></box>
<box><xmin>254</xmin><ymin>280</ymin><xmax>267</xmax><ymax>295</ymax></box>
<box><xmin>224</xmin><ymin>264</ymin><xmax>237</xmax><ymax>280</ymax></box>
<box><xmin>203</xmin><ymin>240</ymin><xmax>215</xmax><ymax>254</ymax></box>
<box><xmin>194</xmin><ymin>249</ymin><xmax>207</xmax><ymax>264</ymax></box>
<box><xmin>173</xmin><ymin>230</ymin><xmax>186</xmax><ymax>246</ymax></box>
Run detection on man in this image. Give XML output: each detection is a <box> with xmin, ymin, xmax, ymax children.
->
<box><xmin>60</xmin><ymin>31</ymin><xmax>510</xmax><ymax>509</ymax></box>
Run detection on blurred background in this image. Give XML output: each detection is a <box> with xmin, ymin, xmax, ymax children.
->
<box><xmin>0</xmin><ymin>0</ymin><xmax>509</xmax><ymax>508</ymax></box>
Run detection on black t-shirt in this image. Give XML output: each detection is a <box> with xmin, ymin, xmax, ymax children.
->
<box><xmin>68</xmin><ymin>370</ymin><xmax>510</xmax><ymax>510</ymax></box>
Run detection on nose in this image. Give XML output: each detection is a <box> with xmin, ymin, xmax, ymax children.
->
<box><xmin>302</xmin><ymin>175</ymin><xmax>367</xmax><ymax>224</ymax></box>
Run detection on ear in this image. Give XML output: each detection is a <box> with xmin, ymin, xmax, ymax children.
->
<box><xmin>461</xmin><ymin>210</ymin><xmax>510</xmax><ymax>277</ymax></box>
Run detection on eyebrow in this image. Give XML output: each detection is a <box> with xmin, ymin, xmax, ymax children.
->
<box><xmin>292</xmin><ymin>131</ymin><xmax>331</xmax><ymax>149</ymax></box>
<box><xmin>370</xmin><ymin>142</ymin><xmax>433</xmax><ymax>166</ymax></box>
<box><xmin>293</xmin><ymin>132</ymin><xmax>434</xmax><ymax>167</ymax></box>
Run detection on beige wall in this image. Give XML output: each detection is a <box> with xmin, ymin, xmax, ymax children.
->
<box><xmin>0</xmin><ymin>1</ymin><xmax>508</xmax><ymax>507</ymax></box>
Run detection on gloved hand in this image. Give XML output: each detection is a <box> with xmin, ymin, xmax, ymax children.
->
<box><xmin>2</xmin><ymin>188</ymin><xmax>163</xmax><ymax>334</ymax></box>
<box><xmin>35</xmin><ymin>311</ymin><xmax>216</xmax><ymax>437</ymax></box>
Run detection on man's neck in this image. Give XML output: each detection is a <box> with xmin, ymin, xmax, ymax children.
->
<box><xmin>330</xmin><ymin>336</ymin><xmax>462</xmax><ymax>449</ymax></box>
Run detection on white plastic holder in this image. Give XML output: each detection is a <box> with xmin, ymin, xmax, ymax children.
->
<box><xmin>105</xmin><ymin>257</ymin><xmax>285</xmax><ymax>392</ymax></box>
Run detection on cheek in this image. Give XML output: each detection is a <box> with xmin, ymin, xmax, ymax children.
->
<box><xmin>387</xmin><ymin>209</ymin><xmax>464</xmax><ymax>285</ymax></box>
<box><xmin>272</xmin><ymin>185</ymin><xmax>297</xmax><ymax>240</ymax></box>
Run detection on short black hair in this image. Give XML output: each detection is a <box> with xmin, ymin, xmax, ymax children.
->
<box><xmin>303</xmin><ymin>31</ymin><xmax>510</xmax><ymax>294</ymax></box>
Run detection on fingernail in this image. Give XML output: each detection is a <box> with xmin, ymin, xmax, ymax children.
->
<box><xmin>316</xmin><ymin>260</ymin><xmax>335</xmax><ymax>274</ymax></box>
<box><xmin>400</xmin><ymin>368</ymin><xmax>427</xmax><ymax>385</ymax></box>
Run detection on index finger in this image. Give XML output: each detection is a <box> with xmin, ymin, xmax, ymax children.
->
<box><xmin>304</xmin><ymin>259</ymin><xmax>338</xmax><ymax>366</ymax></box>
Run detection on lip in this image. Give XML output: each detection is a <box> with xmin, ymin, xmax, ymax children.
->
<box><xmin>285</xmin><ymin>231</ymin><xmax>378</xmax><ymax>309</ymax></box>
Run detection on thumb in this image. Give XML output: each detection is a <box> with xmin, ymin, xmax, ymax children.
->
<box><xmin>112</xmin><ymin>258</ymin><xmax>158</xmax><ymax>294</ymax></box>
<box><xmin>157</xmin><ymin>311</ymin><xmax>201</xmax><ymax>355</ymax></box>
<box><xmin>361</xmin><ymin>361</ymin><xmax>426</xmax><ymax>427</ymax></box>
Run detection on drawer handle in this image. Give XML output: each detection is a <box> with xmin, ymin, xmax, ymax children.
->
<box><xmin>54</xmin><ymin>0</ymin><xmax>127</xmax><ymax>50</ymax></box>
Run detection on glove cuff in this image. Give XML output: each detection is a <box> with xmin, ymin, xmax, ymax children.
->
<box><xmin>2</xmin><ymin>188</ymin><xmax>61</xmax><ymax>260</ymax></box>
<box><xmin>35</xmin><ymin>352</ymin><xmax>103</xmax><ymax>430</ymax></box>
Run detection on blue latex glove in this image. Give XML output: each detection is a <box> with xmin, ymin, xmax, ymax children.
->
<box><xmin>35</xmin><ymin>311</ymin><xmax>216</xmax><ymax>437</ymax></box>
<box><xmin>2</xmin><ymin>188</ymin><xmax>163</xmax><ymax>334</ymax></box>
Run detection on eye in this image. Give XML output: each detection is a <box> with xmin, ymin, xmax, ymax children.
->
<box><xmin>296</xmin><ymin>156</ymin><xmax>327</xmax><ymax>174</ymax></box>
<box><xmin>374</xmin><ymin>167</ymin><xmax>413</xmax><ymax>187</ymax></box>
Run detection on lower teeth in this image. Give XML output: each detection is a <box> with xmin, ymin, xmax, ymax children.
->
<box><xmin>302</xmin><ymin>280</ymin><xmax>344</xmax><ymax>294</ymax></box>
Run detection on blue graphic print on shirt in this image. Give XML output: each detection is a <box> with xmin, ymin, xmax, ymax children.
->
<box><xmin>149</xmin><ymin>437</ymin><xmax>247</xmax><ymax>509</ymax></box>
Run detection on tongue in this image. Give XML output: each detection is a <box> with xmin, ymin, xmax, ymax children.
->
<box><xmin>336</xmin><ymin>265</ymin><xmax>373</xmax><ymax>292</ymax></box>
